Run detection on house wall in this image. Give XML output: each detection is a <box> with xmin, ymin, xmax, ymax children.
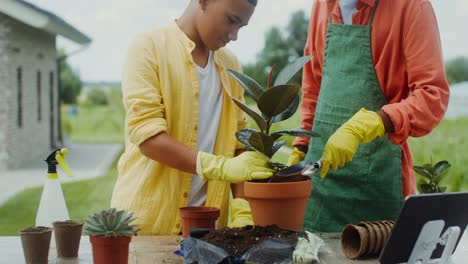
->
<box><xmin>0</xmin><ymin>13</ymin><xmax>59</xmax><ymax>169</ymax></box>
<box><xmin>0</xmin><ymin>13</ymin><xmax>12</xmax><ymax>170</ymax></box>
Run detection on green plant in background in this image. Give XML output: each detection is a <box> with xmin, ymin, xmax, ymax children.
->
<box><xmin>61</xmin><ymin>116</ymin><xmax>73</xmax><ymax>136</ymax></box>
<box><xmin>414</xmin><ymin>159</ymin><xmax>451</xmax><ymax>193</ymax></box>
<box><xmin>227</xmin><ymin>56</ymin><xmax>319</xmax><ymax>170</ymax></box>
<box><xmin>84</xmin><ymin>208</ymin><xmax>140</xmax><ymax>237</ymax></box>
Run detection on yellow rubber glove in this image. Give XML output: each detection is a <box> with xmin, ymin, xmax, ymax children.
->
<box><xmin>287</xmin><ymin>147</ymin><xmax>306</xmax><ymax>166</ymax></box>
<box><xmin>228</xmin><ymin>198</ymin><xmax>254</xmax><ymax>228</ymax></box>
<box><xmin>197</xmin><ymin>151</ymin><xmax>275</xmax><ymax>183</ymax></box>
<box><xmin>320</xmin><ymin>108</ymin><xmax>385</xmax><ymax>179</ymax></box>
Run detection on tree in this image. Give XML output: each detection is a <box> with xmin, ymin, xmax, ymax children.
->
<box><xmin>445</xmin><ymin>57</ymin><xmax>468</xmax><ymax>84</ymax></box>
<box><xmin>59</xmin><ymin>50</ymin><xmax>82</xmax><ymax>104</ymax></box>
<box><xmin>287</xmin><ymin>10</ymin><xmax>309</xmax><ymax>57</ymax></box>
<box><xmin>243</xmin><ymin>11</ymin><xmax>310</xmax><ymax>89</ymax></box>
<box><xmin>86</xmin><ymin>88</ymin><xmax>109</xmax><ymax>106</ymax></box>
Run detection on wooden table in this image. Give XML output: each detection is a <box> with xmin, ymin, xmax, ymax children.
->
<box><xmin>2</xmin><ymin>233</ymin><xmax>467</xmax><ymax>263</ymax></box>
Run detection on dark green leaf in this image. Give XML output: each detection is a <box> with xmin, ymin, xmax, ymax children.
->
<box><xmin>231</xmin><ymin>97</ymin><xmax>267</xmax><ymax>131</ymax></box>
<box><xmin>271</xmin><ymin>128</ymin><xmax>320</xmax><ymax>140</ymax></box>
<box><xmin>235</xmin><ymin>129</ymin><xmax>259</xmax><ymax>151</ymax></box>
<box><xmin>422</xmin><ymin>163</ymin><xmax>434</xmax><ymax>175</ymax></box>
<box><xmin>227</xmin><ymin>69</ymin><xmax>264</xmax><ymax>101</ymax></box>
<box><xmin>433</xmin><ymin>162</ymin><xmax>451</xmax><ymax>184</ymax></box>
<box><xmin>420</xmin><ymin>183</ymin><xmax>434</xmax><ymax>193</ymax></box>
<box><xmin>434</xmin><ymin>161</ymin><xmax>451</xmax><ymax>176</ymax></box>
<box><xmin>271</xmin><ymin>140</ymin><xmax>286</xmax><ymax>157</ymax></box>
<box><xmin>414</xmin><ymin>166</ymin><xmax>433</xmax><ymax>180</ymax></box>
<box><xmin>271</xmin><ymin>95</ymin><xmax>300</xmax><ymax>123</ymax></box>
<box><xmin>257</xmin><ymin>85</ymin><xmax>299</xmax><ymax>117</ymax></box>
<box><xmin>274</xmin><ymin>56</ymin><xmax>312</xmax><ymax>86</ymax></box>
<box><xmin>248</xmin><ymin>132</ymin><xmax>274</xmax><ymax>156</ymax></box>
<box><xmin>439</xmin><ymin>186</ymin><xmax>447</xmax><ymax>193</ymax></box>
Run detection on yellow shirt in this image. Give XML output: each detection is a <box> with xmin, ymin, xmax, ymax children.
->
<box><xmin>111</xmin><ymin>22</ymin><xmax>247</xmax><ymax>235</ymax></box>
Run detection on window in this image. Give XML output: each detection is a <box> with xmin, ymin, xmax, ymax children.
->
<box><xmin>17</xmin><ymin>67</ymin><xmax>22</xmax><ymax>128</ymax></box>
<box><xmin>37</xmin><ymin>71</ymin><xmax>42</xmax><ymax>122</ymax></box>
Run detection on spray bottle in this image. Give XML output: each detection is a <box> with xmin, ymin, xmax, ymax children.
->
<box><xmin>36</xmin><ymin>148</ymin><xmax>74</xmax><ymax>228</ymax></box>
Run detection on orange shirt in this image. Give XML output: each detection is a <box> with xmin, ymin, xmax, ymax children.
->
<box><xmin>293</xmin><ymin>0</ymin><xmax>450</xmax><ymax>197</ymax></box>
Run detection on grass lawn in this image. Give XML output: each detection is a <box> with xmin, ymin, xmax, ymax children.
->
<box><xmin>409</xmin><ymin>118</ymin><xmax>468</xmax><ymax>191</ymax></box>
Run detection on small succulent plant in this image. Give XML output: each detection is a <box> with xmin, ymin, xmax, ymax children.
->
<box><xmin>84</xmin><ymin>208</ymin><xmax>140</xmax><ymax>237</ymax></box>
<box><xmin>414</xmin><ymin>159</ymin><xmax>451</xmax><ymax>193</ymax></box>
<box><xmin>227</xmin><ymin>56</ymin><xmax>320</xmax><ymax>170</ymax></box>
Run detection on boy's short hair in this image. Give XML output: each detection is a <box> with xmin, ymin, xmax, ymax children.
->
<box><xmin>247</xmin><ymin>0</ymin><xmax>257</xmax><ymax>6</ymax></box>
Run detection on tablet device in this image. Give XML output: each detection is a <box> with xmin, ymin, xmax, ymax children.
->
<box><xmin>380</xmin><ymin>192</ymin><xmax>468</xmax><ymax>264</ymax></box>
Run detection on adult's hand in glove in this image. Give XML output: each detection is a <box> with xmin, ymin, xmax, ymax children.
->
<box><xmin>320</xmin><ymin>108</ymin><xmax>385</xmax><ymax>179</ymax></box>
<box><xmin>287</xmin><ymin>147</ymin><xmax>306</xmax><ymax>166</ymax></box>
<box><xmin>228</xmin><ymin>198</ymin><xmax>254</xmax><ymax>228</ymax></box>
<box><xmin>197</xmin><ymin>151</ymin><xmax>275</xmax><ymax>183</ymax></box>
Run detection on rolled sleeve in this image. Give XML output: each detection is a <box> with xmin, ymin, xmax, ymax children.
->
<box><xmin>382</xmin><ymin>2</ymin><xmax>449</xmax><ymax>145</ymax></box>
<box><xmin>122</xmin><ymin>33</ymin><xmax>168</xmax><ymax>146</ymax></box>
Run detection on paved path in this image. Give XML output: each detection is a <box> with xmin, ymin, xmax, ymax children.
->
<box><xmin>0</xmin><ymin>143</ymin><xmax>123</xmax><ymax>205</ymax></box>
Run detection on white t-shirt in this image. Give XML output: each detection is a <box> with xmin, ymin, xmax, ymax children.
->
<box><xmin>188</xmin><ymin>51</ymin><xmax>223</xmax><ymax>206</ymax></box>
<box><xmin>339</xmin><ymin>0</ymin><xmax>358</xmax><ymax>25</ymax></box>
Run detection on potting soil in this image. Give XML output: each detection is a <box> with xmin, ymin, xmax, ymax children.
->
<box><xmin>180</xmin><ymin>225</ymin><xmax>304</xmax><ymax>264</ymax></box>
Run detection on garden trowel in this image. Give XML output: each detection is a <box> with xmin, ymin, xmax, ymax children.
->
<box><xmin>268</xmin><ymin>160</ymin><xmax>322</xmax><ymax>183</ymax></box>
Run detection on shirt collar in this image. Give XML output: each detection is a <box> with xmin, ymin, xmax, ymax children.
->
<box><xmin>170</xmin><ymin>20</ymin><xmax>225</xmax><ymax>67</ymax></box>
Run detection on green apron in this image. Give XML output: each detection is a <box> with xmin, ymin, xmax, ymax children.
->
<box><xmin>304</xmin><ymin>0</ymin><xmax>403</xmax><ymax>233</ymax></box>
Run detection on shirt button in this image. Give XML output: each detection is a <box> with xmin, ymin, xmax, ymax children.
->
<box><xmin>183</xmin><ymin>192</ymin><xmax>188</xmax><ymax>198</ymax></box>
<box><xmin>194</xmin><ymin>124</ymin><xmax>198</xmax><ymax>130</ymax></box>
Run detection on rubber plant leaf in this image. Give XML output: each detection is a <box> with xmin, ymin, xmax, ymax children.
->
<box><xmin>231</xmin><ymin>97</ymin><xmax>268</xmax><ymax>132</ymax></box>
<box><xmin>257</xmin><ymin>84</ymin><xmax>299</xmax><ymax>117</ymax></box>
<box><xmin>271</xmin><ymin>128</ymin><xmax>320</xmax><ymax>141</ymax></box>
<box><xmin>422</xmin><ymin>163</ymin><xmax>435</xmax><ymax>175</ymax></box>
<box><xmin>248</xmin><ymin>132</ymin><xmax>274</xmax><ymax>157</ymax></box>
<box><xmin>433</xmin><ymin>161</ymin><xmax>451</xmax><ymax>184</ymax></box>
<box><xmin>414</xmin><ymin>166</ymin><xmax>433</xmax><ymax>181</ymax></box>
<box><xmin>274</xmin><ymin>56</ymin><xmax>312</xmax><ymax>86</ymax></box>
<box><xmin>227</xmin><ymin>69</ymin><xmax>264</xmax><ymax>101</ymax></box>
<box><xmin>271</xmin><ymin>140</ymin><xmax>286</xmax><ymax>158</ymax></box>
<box><xmin>235</xmin><ymin>129</ymin><xmax>259</xmax><ymax>151</ymax></box>
<box><xmin>271</xmin><ymin>95</ymin><xmax>300</xmax><ymax>123</ymax></box>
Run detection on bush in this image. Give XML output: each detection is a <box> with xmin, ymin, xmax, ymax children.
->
<box><xmin>86</xmin><ymin>88</ymin><xmax>108</xmax><ymax>106</ymax></box>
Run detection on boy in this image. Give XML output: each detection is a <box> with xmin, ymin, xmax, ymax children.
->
<box><xmin>112</xmin><ymin>0</ymin><xmax>271</xmax><ymax>234</ymax></box>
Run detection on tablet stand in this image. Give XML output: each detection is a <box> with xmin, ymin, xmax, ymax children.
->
<box><xmin>405</xmin><ymin>220</ymin><xmax>461</xmax><ymax>264</ymax></box>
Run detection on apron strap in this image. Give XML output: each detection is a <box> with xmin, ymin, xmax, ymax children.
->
<box><xmin>368</xmin><ymin>0</ymin><xmax>380</xmax><ymax>26</ymax></box>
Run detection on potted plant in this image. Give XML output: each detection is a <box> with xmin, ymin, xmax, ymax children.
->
<box><xmin>19</xmin><ymin>226</ymin><xmax>53</xmax><ymax>264</ymax></box>
<box><xmin>227</xmin><ymin>56</ymin><xmax>319</xmax><ymax>231</ymax></box>
<box><xmin>53</xmin><ymin>220</ymin><xmax>84</xmax><ymax>258</ymax></box>
<box><xmin>84</xmin><ymin>208</ymin><xmax>140</xmax><ymax>264</ymax></box>
<box><xmin>414</xmin><ymin>159</ymin><xmax>451</xmax><ymax>193</ymax></box>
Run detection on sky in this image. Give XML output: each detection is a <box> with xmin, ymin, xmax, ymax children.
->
<box><xmin>29</xmin><ymin>0</ymin><xmax>468</xmax><ymax>82</ymax></box>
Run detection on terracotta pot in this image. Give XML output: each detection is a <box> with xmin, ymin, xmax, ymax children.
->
<box><xmin>19</xmin><ymin>226</ymin><xmax>53</xmax><ymax>264</ymax></box>
<box><xmin>179</xmin><ymin>206</ymin><xmax>220</xmax><ymax>237</ymax></box>
<box><xmin>244</xmin><ymin>180</ymin><xmax>311</xmax><ymax>231</ymax></box>
<box><xmin>53</xmin><ymin>220</ymin><xmax>83</xmax><ymax>258</ymax></box>
<box><xmin>90</xmin><ymin>236</ymin><xmax>131</xmax><ymax>264</ymax></box>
